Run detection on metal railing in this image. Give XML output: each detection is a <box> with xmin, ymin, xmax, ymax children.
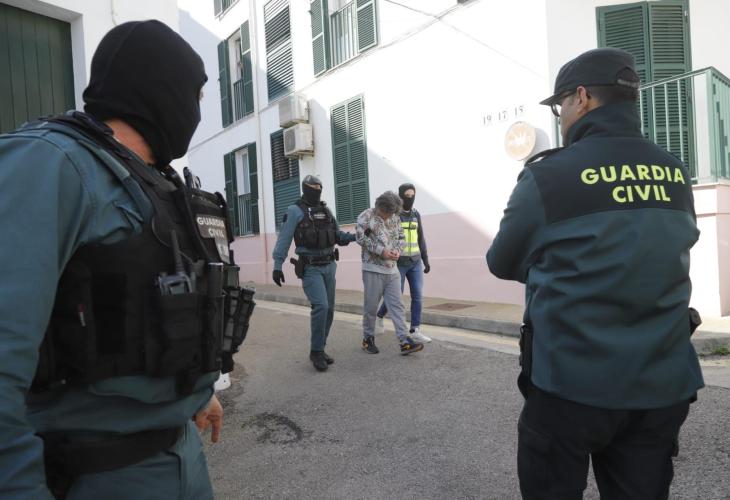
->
<box><xmin>233</xmin><ymin>79</ymin><xmax>246</xmax><ymax>121</ymax></box>
<box><xmin>237</xmin><ymin>193</ymin><xmax>259</xmax><ymax>236</ymax></box>
<box><xmin>330</xmin><ymin>1</ymin><xmax>358</xmax><ymax>67</ymax></box>
<box><xmin>639</xmin><ymin>67</ymin><xmax>730</xmax><ymax>183</ymax></box>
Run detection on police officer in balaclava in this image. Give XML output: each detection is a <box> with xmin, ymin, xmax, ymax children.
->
<box><xmin>272</xmin><ymin>175</ymin><xmax>356</xmax><ymax>372</ymax></box>
<box><xmin>0</xmin><ymin>21</ymin><xmax>246</xmax><ymax>498</ymax></box>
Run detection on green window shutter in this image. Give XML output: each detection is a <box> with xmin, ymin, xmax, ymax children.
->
<box><xmin>311</xmin><ymin>0</ymin><xmax>331</xmax><ymax>76</ymax></box>
<box><xmin>347</xmin><ymin>98</ymin><xmax>369</xmax><ymax>218</ymax></box>
<box><xmin>331</xmin><ymin>102</ymin><xmax>351</xmax><ymax>223</ymax></box>
<box><xmin>214</xmin><ymin>0</ymin><xmax>223</xmax><ymax>16</ymax></box>
<box><xmin>647</xmin><ymin>0</ymin><xmax>693</xmax><ymax>166</ymax></box>
<box><xmin>264</xmin><ymin>0</ymin><xmax>294</xmax><ymax>101</ymax></box>
<box><xmin>224</xmin><ymin>152</ymin><xmax>240</xmax><ymax>235</ymax></box>
<box><xmin>271</xmin><ymin>130</ymin><xmax>301</xmax><ymax>229</ymax></box>
<box><xmin>247</xmin><ymin>142</ymin><xmax>260</xmax><ymax>234</ymax></box>
<box><xmin>331</xmin><ymin>96</ymin><xmax>369</xmax><ymax>224</ymax></box>
<box><xmin>356</xmin><ymin>0</ymin><xmax>378</xmax><ymax>53</ymax></box>
<box><xmin>0</xmin><ymin>3</ymin><xmax>74</xmax><ymax>134</ymax></box>
<box><xmin>218</xmin><ymin>40</ymin><xmax>233</xmax><ymax>127</ymax></box>
<box><xmin>596</xmin><ymin>1</ymin><xmax>692</xmax><ymax>169</ymax></box>
<box><xmin>241</xmin><ymin>21</ymin><xmax>255</xmax><ymax>116</ymax></box>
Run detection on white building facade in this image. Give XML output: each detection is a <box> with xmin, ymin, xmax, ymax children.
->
<box><xmin>180</xmin><ymin>0</ymin><xmax>730</xmax><ymax>316</ymax></box>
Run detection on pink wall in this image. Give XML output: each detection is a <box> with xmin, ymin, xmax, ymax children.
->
<box><xmin>232</xmin><ymin>211</ymin><xmax>525</xmax><ymax>306</ymax></box>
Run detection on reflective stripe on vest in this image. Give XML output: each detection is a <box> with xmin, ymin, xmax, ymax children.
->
<box><xmin>401</xmin><ymin>219</ymin><xmax>420</xmax><ymax>257</ymax></box>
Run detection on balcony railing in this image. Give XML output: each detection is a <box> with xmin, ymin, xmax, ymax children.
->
<box><xmin>639</xmin><ymin>67</ymin><xmax>730</xmax><ymax>183</ymax></box>
<box><xmin>232</xmin><ymin>78</ymin><xmax>254</xmax><ymax>121</ymax></box>
<box><xmin>237</xmin><ymin>193</ymin><xmax>259</xmax><ymax>236</ymax></box>
<box><xmin>330</xmin><ymin>2</ymin><xmax>358</xmax><ymax>67</ymax></box>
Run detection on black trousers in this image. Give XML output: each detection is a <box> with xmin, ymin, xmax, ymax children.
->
<box><xmin>518</xmin><ymin>383</ymin><xmax>690</xmax><ymax>500</ymax></box>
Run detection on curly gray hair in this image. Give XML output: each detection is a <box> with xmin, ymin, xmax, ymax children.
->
<box><xmin>374</xmin><ymin>191</ymin><xmax>402</xmax><ymax>216</ymax></box>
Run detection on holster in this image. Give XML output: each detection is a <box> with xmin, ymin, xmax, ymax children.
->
<box><xmin>517</xmin><ymin>323</ymin><xmax>533</xmax><ymax>399</ymax></box>
<box><xmin>290</xmin><ymin>257</ymin><xmax>305</xmax><ymax>279</ymax></box>
<box><xmin>689</xmin><ymin>307</ymin><xmax>702</xmax><ymax>336</ymax></box>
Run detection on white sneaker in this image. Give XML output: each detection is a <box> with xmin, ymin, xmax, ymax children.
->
<box><xmin>409</xmin><ymin>327</ymin><xmax>431</xmax><ymax>343</ymax></box>
<box><xmin>375</xmin><ymin>316</ymin><xmax>385</xmax><ymax>335</ymax></box>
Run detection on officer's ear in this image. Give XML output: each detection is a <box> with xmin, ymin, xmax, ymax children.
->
<box><xmin>575</xmin><ymin>86</ymin><xmax>596</xmax><ymax>113</ymax></box>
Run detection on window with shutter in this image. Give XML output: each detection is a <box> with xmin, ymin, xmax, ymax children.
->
<box><xmin>224</xmin><ymin>144</ymin><xmax>259</xmax><ymax>236</ymax></box>
<box><xmin>264</xmin><ymin>0</ymin><xmax>294</xmax><ymax>101</ymax></box>
<box><xmin>215</xmin><ymin>0</ymin><xmax>239</xmax><ymax>17</ymax></box>
<box><xmin>310</xmin><ymin>0</ymin><xmax>378</xmax><ymax>76</ymax></box>
<box><xmin>231</xmin><ymin>22</ymin><xmax>254</xmax><ymax>121</ymax></box>
<box><xmin>271</xmin><ymin>130</ymin><xmax>301</xmax><ymax>229</ymax></box>
<box><xmin>331</xmin><ymin>96</ymin><xmax>369</xmax><ymax>224</ymax></box>
<box><xmin>597</xmin><ymin>0</ymin><xmax>693</xmax><ymax>169</ymax></box>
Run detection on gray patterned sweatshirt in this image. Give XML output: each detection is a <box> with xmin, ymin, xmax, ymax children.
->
<box><xmin>355</xmin><ymin>208</ymin><xmax>404</xmax><ymax>274</ymax></box>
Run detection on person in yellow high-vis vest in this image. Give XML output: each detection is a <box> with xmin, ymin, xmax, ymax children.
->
<box><xmin>376</xmin><ymin>183</ymin><xmax>432</xmax><ymax>342</ymax></box>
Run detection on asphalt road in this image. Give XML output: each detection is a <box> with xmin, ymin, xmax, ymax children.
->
<box><xmin>203</xmin><ymin>301</ymin><xmax>730</xmax><ymax>500</ymax></box>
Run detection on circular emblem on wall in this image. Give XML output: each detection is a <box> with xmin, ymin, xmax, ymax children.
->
<box><xmin>504</xmin><ymin>121</ymin><xmax>537</xmax><ymax>161</ymax></box>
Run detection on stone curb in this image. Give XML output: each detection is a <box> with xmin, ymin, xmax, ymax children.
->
<box><xmin>255</xmin><ymin>290</ymin><xmax>730</xmax><ymax>355</ymax></box>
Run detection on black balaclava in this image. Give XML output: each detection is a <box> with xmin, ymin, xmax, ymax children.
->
<box><xmin>83</xmin><ymin>20</ymin><xmax>207</xmax><ymax>167</ymax></box>
<box><xmin>399</xmin><ymin>183</ymin><xmax>416</xmax><ymax>211</ymax></box>
<box><xmin>302</xmin><ymin>175</ymin><xmax>323</xmax><ymax>206</ymax></box>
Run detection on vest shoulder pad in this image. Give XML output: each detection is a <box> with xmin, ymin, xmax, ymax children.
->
<box><xmin>525</xmin><ymin>147</ymin><xmax>564</xmax><ymax>166</ymax></box>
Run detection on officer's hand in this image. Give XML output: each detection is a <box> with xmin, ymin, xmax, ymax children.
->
<box><xmin>194</xmin><ymin>394</ymin><xmax>223</xmax><ymax>443</ymax></box>
<box><xmin>423</xmin><ymin>261</ymin><xmax>431</xmax><ymax>274</ymax></box>
<box><xmin>273</xmin><ymin>270</ymin><xmax>285</xmax><ymax>287</ymax></box>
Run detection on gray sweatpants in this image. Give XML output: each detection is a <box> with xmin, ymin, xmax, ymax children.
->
<box><xmin>362</xmin><ymin>270</ymin><xmax>409</xmax><ymax>342</ymax></box>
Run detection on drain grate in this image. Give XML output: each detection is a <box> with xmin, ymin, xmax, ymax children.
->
<box><xmin>426</xmin><ymin>302</ymin><xmax>475</xmax><ymax>311</ymax></box>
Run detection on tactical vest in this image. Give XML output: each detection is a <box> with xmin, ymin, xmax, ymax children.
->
<box><xmin>29</xmin><ymin>112</ymin><xmax>255</xmax><ymax>395</ymax></box>
<box><xmin>400</xmin><ymin>211</ymin><xmax>420</xmax><ymax>257</ymax></box>
<box><xmin>293</xmin><ymin>199</ymin><xmax>338</xmax><ymax>250</ymax></box>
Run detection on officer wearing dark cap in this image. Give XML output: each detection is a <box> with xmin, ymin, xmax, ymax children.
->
<box><xmin>272</xmin><ymin>175</ymin><xmax>355</xmax><ymax>372</ymax></box>
<box><xmin>487</xmin><ymin>48</ymin><xmax>704</xmax><ymax>499</ymax></box>
<box><xmin>0</xmin><ymin>21</ymin><xmax>253</xmax><ymax>499</ymax></box>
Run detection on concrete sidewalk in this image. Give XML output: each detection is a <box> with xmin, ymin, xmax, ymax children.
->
<box><xmin>248</xmin><ymin>283</ymin><xmax>730</xmax><ymax>355</ymax></box>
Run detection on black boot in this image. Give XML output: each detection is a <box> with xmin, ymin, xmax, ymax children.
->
<box><xmin>322</xmin><ymin>352</ymin><xmax>334</xmax><ymax>365</ymax></box>
<box><xmin>310</xmin><ymin>351</ymin><xmax>328</xmax><ymax>372</ymax></box>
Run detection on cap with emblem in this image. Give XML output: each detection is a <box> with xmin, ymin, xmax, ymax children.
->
<box><xmin>540</xmin><ymin>48</ymin><xmax>640</xmax><ymax>106</ymax></box>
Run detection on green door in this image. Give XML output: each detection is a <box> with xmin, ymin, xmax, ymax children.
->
<box><xmin>0</xmin><ymin>3</ymin><xmax>75</xmax><ymax>134</ymax></box>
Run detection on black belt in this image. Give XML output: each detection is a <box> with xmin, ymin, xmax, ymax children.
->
<box><xmin>41</xmin><ymin>426</ymin><xmax>182</xmax><ymax>498</ymax></box>
<box><xmin>303</xmin><ymin>254</ymin><xmax>335</xmax><ymax>266</ymax></box>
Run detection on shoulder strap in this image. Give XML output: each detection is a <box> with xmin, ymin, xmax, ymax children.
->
<box><xmin>39</xmin><ymin>114</ymin><xmax>154</xmax><ymax>221</ymax></box>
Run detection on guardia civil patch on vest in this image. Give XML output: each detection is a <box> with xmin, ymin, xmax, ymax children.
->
<box><xmin>196</xmin><ymin>215</ymin><xmax>230</xmax><ymax>263</ymax></box>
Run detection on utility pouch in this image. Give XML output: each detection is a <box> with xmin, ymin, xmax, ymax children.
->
<box><xmin>334</xmin><ymin>248</ymin><xmax>340</xmax><ymax>262</ymax></box>
<box><xmin>518</xmin><ymin>323</ymin><xmax>534</xmax><ymax>399</ymax></box>
<box><xmin>154</xmin><ymin>291</ymin><xmax>205</xmax><ymax>377</ymax></box>
<box><xmin>203</xmin><ymin>263</ymin><xmax>225</xmax><ymax>372</ymax></box>
<box><xmin>221</xmin><ymin>285</ymin><xmax>256</xmax><ymax>373</ymax></box>
<box><xmin>689</xmin><ymin>307</ymin><xmax>702</xmax><ymax>336</ymax></box>
<box><xmin>291</xmin><ymin>257</ymin><xmax>305</xmax><ymax>279</ymax></box>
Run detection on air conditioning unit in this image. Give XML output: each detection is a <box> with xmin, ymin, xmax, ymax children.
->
<box><xmin>284</xmin><ymin>123</ymin><xmax>314</xmax><ymax>157</ymax></box>
<box><xmin>279</xmin><ymin>93</ymin><xmax>309</xmax><ymax>128</ymax></box>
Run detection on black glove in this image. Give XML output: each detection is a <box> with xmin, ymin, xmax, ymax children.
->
<box><xmin>272</xmin><ymin>270</ymin><xmax>285</xmax><ymax>287</ymax></box>
<box><xmin>423</xmin><ymin>260</ymin><xmax>431</xmax><ymax>274</ymax></box>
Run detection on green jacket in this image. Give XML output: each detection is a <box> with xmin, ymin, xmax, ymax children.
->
<box><xmin>487</xmin><ymin>102</ymin><xmax>703</xmax><ymax>409</ymax></box>
<box><xmin>0</xmin><ymin>118</ymin><xmax>216</xmax><ymax>499</ymax></box>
